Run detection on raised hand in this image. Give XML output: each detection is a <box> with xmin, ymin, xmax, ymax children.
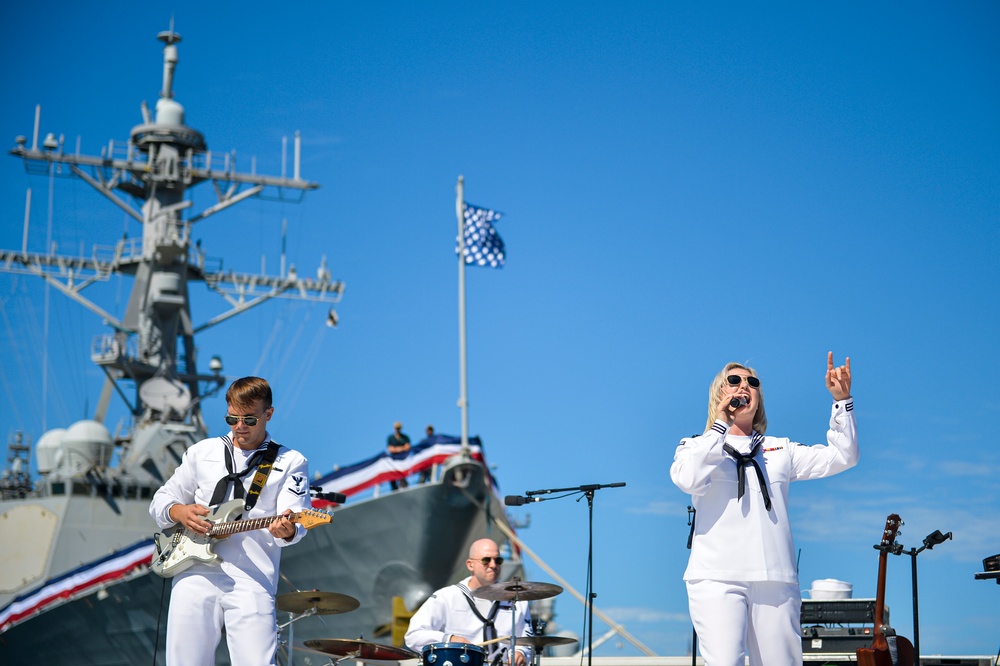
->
<box><xmin>825</xmin><ymin>351</ymin><xmax>852</xmax><ymax>400</ymax></box>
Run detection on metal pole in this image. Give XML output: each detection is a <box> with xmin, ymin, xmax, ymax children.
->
<box><xmin>909</xmin><ymin>547</ymin><xmax>921</xmax><ymax>665</ymax></box>
<box><xmin>456</xmin><ymin>176</ymin><xmax>469</xmax><ymax>450</ymax></box>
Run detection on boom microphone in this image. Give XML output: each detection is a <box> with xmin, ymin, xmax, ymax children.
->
<box><xmin>504</xmin><ymin>495</ymin><xmax>541</xmax><ymax>506</ymax></box>
<box><xmin>729</xmin><ymin>396</ymin><xmax>748</xmax><ymax>408</ymax></box>
<box><xmin>311</xmin><ymin>486</ymin><xmax>348</xmax><ymax>504</ymax></box>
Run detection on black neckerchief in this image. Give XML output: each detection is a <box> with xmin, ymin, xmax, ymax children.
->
<box><xmin>457</xmin><ymin>582</ymin><xmax>500</xmax><ymax>644</ymax></box>
<box><xmin>723</xmin><ymin>432</ymin><xmax>772</xmax><ymax>511</ymax></box>
<box><xmin>209</xmin><ymin>436</ymin><xmax>280</xmax><ymax>510</ymax></box>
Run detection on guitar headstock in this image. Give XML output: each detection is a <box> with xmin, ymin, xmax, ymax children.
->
<box><xmin>293</xmin><ymin>509</ymin><xmax>334</xmax><ymax>530</ymax></box>
<box><xmin>879</xmin><ymin>514</ymin><xmax>903</xmax><ymax>552</ymax></box>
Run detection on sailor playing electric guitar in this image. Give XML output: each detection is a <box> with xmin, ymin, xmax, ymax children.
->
<box><xmin>149</xmin><ymin>376</ymin><xmax>320</xmax><ymax>665</ymax></box>
<box><xmin>152</xmin><ymin>498</ymin><xmax>331</xmax><ymax>577</ymax></box>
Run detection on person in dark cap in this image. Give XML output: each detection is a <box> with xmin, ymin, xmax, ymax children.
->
<box><xmin>387</xmin><ymin>421</ymin><xmax>411</xmax><ymax>490</ymax></box>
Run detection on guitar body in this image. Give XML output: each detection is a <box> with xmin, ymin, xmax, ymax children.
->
<box><xmin>896</xmin><ymin>636</ymin><xmax>915</xmax><ymax>666</ymax></box>
<box><xmin>151</xmin><ymin>499</ymin><xmax>332</xmax><ymax>578</ymax></box>
<box><xmin>857</xmin><ymin>636</ymin><xmax>914</xmax><ymax>666</ymax></box>
<box><xmin>152</xmin><ymin>499</ymin><xmax>245</xmax><ymax>577</ymax></box>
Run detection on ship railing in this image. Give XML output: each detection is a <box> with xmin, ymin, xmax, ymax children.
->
<box><xmin>312</xmin><ymin>435</ymin><xmax>492</xmax><ymax>505</ymax></box>
<box><xmin>91</xmin><ymin>333</ymin><xmax>137</xmax><ymax>366</ymax></box>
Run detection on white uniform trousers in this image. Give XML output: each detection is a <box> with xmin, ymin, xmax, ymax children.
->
<box><xmin>166</xmin><ymin>570</ymin><xmax>278</xmax><ymax>666</ymax></box>
<box><xmin>686</xmin><ymin>579</ymin><xmax>802</xmax><ymax>666</ymax></box>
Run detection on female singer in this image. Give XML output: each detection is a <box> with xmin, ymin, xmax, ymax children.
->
<box><xmin>670</xmin><ymin>352</ymin><xmax>857</xmax><ymax>665</ymax></box>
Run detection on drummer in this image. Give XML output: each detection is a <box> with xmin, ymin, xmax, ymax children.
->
<box><xmin>405</xmin><ymin>538</ymin><xmax>533</xmax><ymax>666</ymax></box>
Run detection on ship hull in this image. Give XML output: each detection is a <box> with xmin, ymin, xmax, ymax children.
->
<box><xmin>0</xmin><ymin>463</ymin><xmax>508</xmax><ymax>665</ymax></box>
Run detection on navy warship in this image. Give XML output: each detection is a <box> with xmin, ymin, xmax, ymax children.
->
<box><xmin>0</xmin><ymin>27</ymin><xmax>517</xmax><ymax>665</ymax></box>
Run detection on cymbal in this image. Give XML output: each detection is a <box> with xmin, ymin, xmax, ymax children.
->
<box><xmin>471</xmin><ymin>580</ymin><xmax>563</xmax><ymax>601</ymax></box>
<box><xmin>276</xmin><ymin>591</ymin><xmax>360</xmax><ymax>615</ymax></box>
<box><xmin>303</xmin><ymin>638</ymin><xmax>419</xmax><ymax>661</ymax></box>
<box><xmin>515</xmin><ymin>635</ymin><xmax>578</xmax><ymax>648</ymax></box>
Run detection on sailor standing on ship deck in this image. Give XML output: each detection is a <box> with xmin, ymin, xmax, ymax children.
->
<box><xmin>149</xmin><ymin>377</ymin><xmax>311</xmax><ymax>666</ymax></box>
<box><xmin>670</xmin><ymin>353</ymin><xmax>858</xmax><ymax>666</ymax></box>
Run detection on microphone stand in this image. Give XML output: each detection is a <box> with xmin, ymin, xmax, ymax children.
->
<box><xmin>686</xmin><ymin>506</ymin><xmax>696</xmax><ymax>666</ymax></box>
<box><xmin>896</xmin><ymin>529</ymin><xmax>951</xmax><ymax>665</ymax></box>
<box><xmin>522</xmin><ymin>482</ymin><xmax>625</xmax><ymax>666</ymax></box>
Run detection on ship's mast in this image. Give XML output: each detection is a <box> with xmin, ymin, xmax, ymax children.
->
<box><xmin>2</xmin><ymin>29</ymin><xmax>342</xmax><ymax>482</ymax></box>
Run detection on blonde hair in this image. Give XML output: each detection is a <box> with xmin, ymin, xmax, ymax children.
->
<box><xmin>705</xmin><ymin>362</ymin><xmax>767</xmax><ymax>434</ymax></box>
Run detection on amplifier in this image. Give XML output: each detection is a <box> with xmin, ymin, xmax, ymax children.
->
<box><xmin>801</xmin><ymin>625</ymin><xmax>876</xmax><ymax>653</ymax></box>
<box><xmin>801</xmin><ymin>598</ymin><xmax>887</xmax><ymax>625</ymax></box>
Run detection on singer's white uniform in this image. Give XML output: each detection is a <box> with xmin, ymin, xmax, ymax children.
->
<box><xmin>149</xmin><ymin>434</ymin><xmax>311</xmax><ymax>666</ymax></box>
<box><xmin>405</xmin><ymin>577</ymin><xmax>533</xmax><ymax>665</ymax></box>
<box><xmin>670</xmin><ymin>399</ymin><xmax>858</xmax><ymax>666</ymax></box>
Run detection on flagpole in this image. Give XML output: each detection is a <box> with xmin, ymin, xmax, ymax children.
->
<box><xmin>456</xmin><ymin>175</ymin><xmax>470</xmax><ymax>451</ymax></box>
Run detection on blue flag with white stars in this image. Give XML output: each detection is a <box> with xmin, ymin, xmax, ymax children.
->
<box><xmin>459</xmin><ymin>202</ymin><xmax>505</xmax><ymax>268</ymax></box>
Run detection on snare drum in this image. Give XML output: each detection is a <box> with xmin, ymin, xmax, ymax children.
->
<box><xmin>421</xmin><ymin>641</ymin><xmax>486</xmax><ymax>666</ymax></box>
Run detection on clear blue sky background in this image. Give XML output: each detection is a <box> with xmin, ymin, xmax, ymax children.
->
<box><xmin>1</xmin><ymin>1</ymin><xmax>998</xmax><ymax>658</ymax></box>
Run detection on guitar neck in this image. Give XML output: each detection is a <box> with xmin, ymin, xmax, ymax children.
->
<box><xmin>871</xmin><ymin>548</ymin><xmax>889</xmax><ymax>645</ymax></box>
<box><xmin>209</xmin><ymin>514</ymin><xmax>284</xmax><ymax>537</ymax></box>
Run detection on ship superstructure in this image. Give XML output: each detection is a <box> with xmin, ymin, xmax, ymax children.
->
<box><xmin>0</xmin><ymin>27</ymin><xmax>516</xmax><ymax>665</ymax></box>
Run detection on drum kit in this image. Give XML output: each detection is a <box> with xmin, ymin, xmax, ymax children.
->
<box><xmin>279</xmin><ymin>577</ymin><xmax>573</xmax><ymax>666</ymax></box>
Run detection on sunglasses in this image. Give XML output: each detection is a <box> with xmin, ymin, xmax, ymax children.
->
<box><xmin>726</xmin><ymin>375</ymin><xmax>760</xmax><ymax>388</ymax></box>
<box><xmin>474</xmin><ymin>556</ymin><xmax>504</xmax><ymax>566</ymax></box>
<box><xmin>225</xmin><ymin>415</ymin><xmax>262</xmax><ymax>426</ymax></box>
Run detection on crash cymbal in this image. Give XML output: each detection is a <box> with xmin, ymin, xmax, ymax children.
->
<box><xmin>276</xmin><ymin>591</ymin><xmax>360</xmax><ymax>615</ymax></box>
<box><xmin>514</xmin><ymin>635</ymin><xmax>578</xmax><ymax>648</ymax></box>
<box><xmin>471</xmin><ymin>579</ymin><xmax>563</xmax><ymax>601</ymax></box>
<box><xmin>303</xmin><ymin>638</ymin><xmax>419</xmax><ymax>661</ymax></box>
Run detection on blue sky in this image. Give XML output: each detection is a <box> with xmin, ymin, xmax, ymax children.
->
<box><xmin>1</xmin><ymin>1</ymin><xmax>999</xmax><ymax>657</ymax></box>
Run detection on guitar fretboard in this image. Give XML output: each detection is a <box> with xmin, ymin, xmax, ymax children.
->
<box><xmin>209</xmin><ymin>515</ymin><xmax>281</xmax><ymax>537</ymax></box>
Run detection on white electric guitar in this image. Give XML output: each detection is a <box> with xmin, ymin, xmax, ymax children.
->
<box><xmin>151</xmin><ymin>499</ymin><xmax>332</xmax><ymax>578</ymax></box>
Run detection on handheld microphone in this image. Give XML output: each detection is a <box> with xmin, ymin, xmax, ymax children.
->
<box><xmin>504</xmin><ymin>495</ymin><xmax>541</xmax><ymax>506</ymax></box>
<box><xmin>729</xmin><ymin>396</ymin><xmax>748</xmax><ymax>408</ymax></box>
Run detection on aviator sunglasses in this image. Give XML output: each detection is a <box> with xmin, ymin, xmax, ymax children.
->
<box><xmin>475</xmin><ymin>556</ymin><xmax>504</xmax><ymax>566</ymax></box>
<box><xmin>225</xmin><ymin>415</ymin><xmax>262</xmax><ymax>426</ymax></box>
<box><xmin>726</xmin><ymin>375</ymin><xmax>760</xmax><ymax>388</ymax></box>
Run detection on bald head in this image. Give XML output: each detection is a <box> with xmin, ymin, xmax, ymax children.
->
<box><xmin>466</xmin><ymin>538</ymin><xmax>503</xmax><ymax>589</ymax></box>
<box><xmin>469</xmin><ymin>538</ymin><xmax>499</xmax><ymax>560</ymax></box>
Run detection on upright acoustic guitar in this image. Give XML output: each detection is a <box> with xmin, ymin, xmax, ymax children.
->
<box><xmin>856</xmin><ymin>513</ymin><xmax>915</xmax><ymax>666</ymax></box>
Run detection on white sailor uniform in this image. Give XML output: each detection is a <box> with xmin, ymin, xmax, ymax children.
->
<box><xmin>149</xmin><ymin>433</ymin><xmax>311</xmax><ymax>666</ymax></box>
<box><xmin>670</xmin><ymin>399</ymin><xmax>858</xmax><ymax>666</ymax></box>
<box><xmin>404</xmin><ymin>577</ymin><xmax>533</xmax><ymax>665</ymax></box>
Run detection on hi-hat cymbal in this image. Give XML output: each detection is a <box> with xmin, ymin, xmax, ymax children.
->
<box><xmin>276</xmin><ymin>591</ymin><xmax>360</xmax><ymax>615</ymax></box>
<box><xmin>514</xmin><ymin>635</ymin><xmax>578</xmax><ymax>648</ymax></box>
<box><xmin>303</xmin><ymin>638</ymin><xmax>419</xmax><ymax>661</ymax></box>
<box><xmin>471</xmin><ymin>580</ymin><xmax>564</xmax><ymax>601</ymax></box>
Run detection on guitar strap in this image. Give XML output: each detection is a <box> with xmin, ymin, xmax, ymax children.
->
<box><xmin>209</xmin><ymin>437</ymin><xmax>281</xmax><ymax>510</ymax></box>
<box><xmin>244</xmin><ymin>441</ymin><xmax>281</xmax><ymax>511</ymax></box>
<box><xmin>884</xmin><ymin>627</ymin><xmax>901</xmax><ymax>666</ymax></box>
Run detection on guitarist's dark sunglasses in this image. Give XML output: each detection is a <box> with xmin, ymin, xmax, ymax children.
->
<box><xmin>225</xmin><ymin>415</ymin><xmax>260</xmax><ymax>426</ymax></box>
<box><xmin>726</xmin><ymin>375</ymin><xmax>760</xmax><ymax>388</ymax></box>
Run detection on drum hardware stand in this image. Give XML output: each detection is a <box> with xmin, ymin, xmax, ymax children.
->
<box><xmin>276</xmin><ymin>607</ymin><xmax>319</xmax><ymax>666</ymax></box>
<box><xmin>518</xmin><ymin>482</ymin><xmax>625</xmax><ymax>666</ymax></box>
